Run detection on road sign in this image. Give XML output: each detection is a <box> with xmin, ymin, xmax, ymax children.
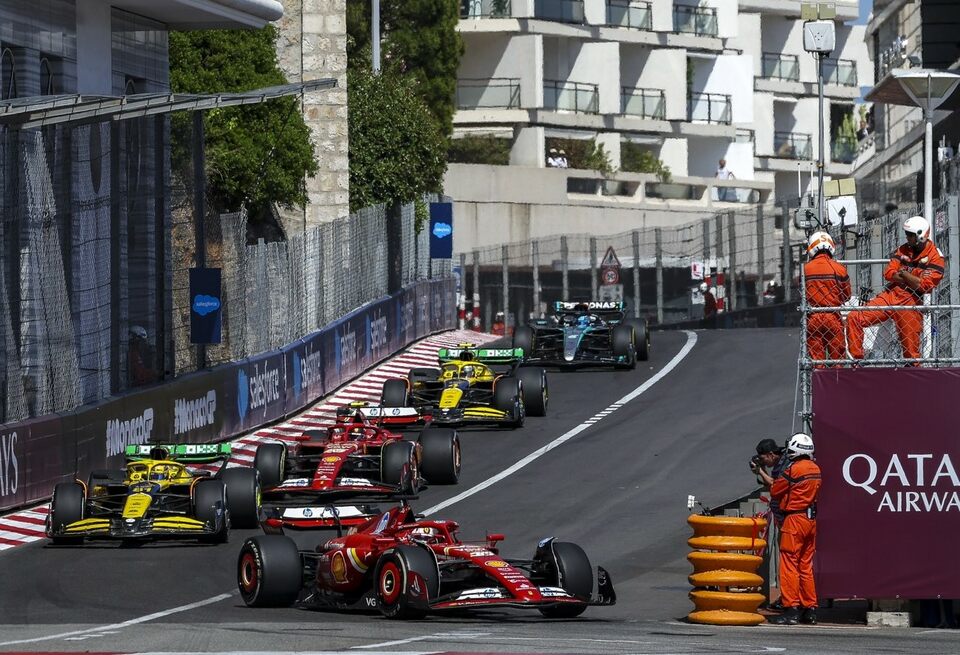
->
<box><xmin>600</xmin><ymin>246</ymin><xmax>621</xmax><ymax>269</ymax></box>
<box><xmin>601</xmin><ymin>267</ymin><xmax>620</xmax><ymax>285</ymax></box>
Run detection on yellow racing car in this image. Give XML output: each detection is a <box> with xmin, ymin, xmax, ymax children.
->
<box><xmin>46</xmin><ymin>444</ymin><xmax>260</xmax><ymax>545</ymax></box>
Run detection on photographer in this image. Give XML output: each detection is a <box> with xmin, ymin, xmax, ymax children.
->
<box><xmin>751</xmin><ymin>438</ymin><xmax>786</xmax><ymax>515</ymax></box>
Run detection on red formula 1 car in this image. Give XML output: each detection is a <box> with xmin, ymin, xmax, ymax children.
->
<box><xmin>237</xmin><ymin>501</ymin><xmax>616</xmax><ymax>619</ymax></box>
<box><xmin>253</xmin><ymin>406</ymin><xmax>461</xmax><ymax>499</ymax></box>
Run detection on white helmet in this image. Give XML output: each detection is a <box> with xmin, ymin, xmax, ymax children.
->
<box><xmin>699</xmin><ymin>282</ymin><xmax>708</xmax><ymax>293</ymax></box>
<box><xmin>786</xmin><ymin>433</ymin><xmax>815</xmax><ymax>459</ymax></box>
<box><xmin>903</xmin><ymin>215</ymin><xmax>931</xmax><ymax>245</ymax></box>
<box><xmin>807</xmin><ymin>231</ymin><xmax>835</xmax><ymax>257</ymax></box>
<box><xmin>129</xmin><ymin>325</ymin><xmax>147</xmax><ymax>340</ymax></box>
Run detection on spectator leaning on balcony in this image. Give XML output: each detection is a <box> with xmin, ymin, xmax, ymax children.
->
<box><xmin>847</xmin><ymin>216</ymin><xmax>944</xmax><ymax>364</ymax></box>
<box><xmin>557</xmin><ymin>149</ymin><xmax>569</xmax><ymax>168</ymax></box>
<box><xmin>715</xmin><ymin>158</ymin><xmax>735</xmax><ymax>201</ymax></box>
<box><xmin>546</xmin><ymin>148</ymin><xmax>560</xmax><ymax>168</ymax></box>
<box><xmin>804</xmin><ymin>231</ymin><xmax>851</xmax><ymax>367</ymax></box>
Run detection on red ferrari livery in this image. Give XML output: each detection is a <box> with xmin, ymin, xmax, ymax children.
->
<box><xmin>253</xmin><ymin>406</ymin><xmax>461</xmax><ymax>499</ymax></box>
<box><xmin>237</xmin><ymin>502</ymin><xmax>616</xmax><ymax>619</ymax></box>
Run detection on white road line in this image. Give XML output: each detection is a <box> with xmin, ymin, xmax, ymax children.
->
<box><xmin>0</xmin><ymin>592</ymin><xmax>234</xmax><ymax>646</ymax></box>
<box><xmin>422</xmin><ymin>330</ymin><xmax>698</xmax><ymax>516</ymax></box>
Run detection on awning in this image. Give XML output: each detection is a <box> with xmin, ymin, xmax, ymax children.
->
<box><xmin>0</xmin><ymin>78</ymin><xmax>336</xmax><ymax>130</ymax></box>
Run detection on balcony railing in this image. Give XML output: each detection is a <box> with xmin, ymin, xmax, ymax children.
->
<box><xmin>773</xmin><ymin>131</ymin><xmax>813</xmax><ymax>159</ymax></box>
<box><xmin>534</xmin><ymin>0</ymin><xmax>584</xmax><ymax>24</ymax></box>
<box><xmin>674</xmin><ymin>4</ymin><xmax>718</xmax><ymax>37</ymax></box>
<box><xmin>456</xmin><ymin>78</ymin><xmax>521</xmax><ymax>109</ymax></box>
<box><xmin>544</xmin><ymin>80</ymin><xmax>598</xmax><ymax>113</ymax></box>
<box><xmin>761</xmin><ymin>53</ymin><xmax>800</xmax><ymax>82</ymax></box>
<box><xmin>606</xmin><ymin>0</ymin><xmax>652</xmax><ymax>30</ymax></box>
<box><xmin>832</xmin><ymin>135</ymin><xmax>858</xmax><ymax>164</ymax></box>
<box><xmin>460</xmin><ymin>0</ymin><xmax>512</xmax><ymax>18</ymax></box>
<box><xmin>621</xmin><ymin>87</ymin><xmax>665</xmax><ymax>119</ymax></box>
<box><xmin>688</xmin><ymin>92</ymin><xmax>731</xmax><ymax>124</ymax></box>
<box><xmin>823</xmin><ymin>58</ymin><xmax>857</xmax><ymax>87</ymax></box>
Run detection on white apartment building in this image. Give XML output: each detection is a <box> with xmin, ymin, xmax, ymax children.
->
<box><xmin>449</xmin><ymin>0</ymin><xmax>871</xmax><ymax>251</ymax></box>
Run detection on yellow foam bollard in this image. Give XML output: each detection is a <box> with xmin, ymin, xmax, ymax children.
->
<box><xmin>688</xmin><ymin>551</ymin><xmax>763</xmax><ymax>574</ymax></box>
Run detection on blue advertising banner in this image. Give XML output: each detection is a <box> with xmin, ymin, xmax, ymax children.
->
<box><xmin>190</xmin><ymin>268</ymin><xmax>223</xmax><ymax>344</ymax></box>
<box><xmin>429</xmin><ymin>203</ymin><xmax>454</xmax><ymax>259</ymax></box>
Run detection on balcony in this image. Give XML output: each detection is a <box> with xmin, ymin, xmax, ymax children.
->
<box><xmin>773</xmin><ymin>131</ymin><xmax>812</xmax><ymax>160</ymax></box>
<box><xmin>534</xmin><ymin>0</ymin><xmax>584</xmax><ymax>24</ymax></box>
<box><xmin>544</xmin><ymin>80</ymin><xmax>598</xmax><ymax>114</ymax></box>
<box><xmin>460</xmin><ymin>0</ymin><xmax>512</xmax><ymax>17</ymax></box>
<box><xmin>761</xmin><ymin>53</ymin><xmax>799</xmax><ymax>82</ymax></box>
<box><xmin>674</xmin><ymin>4</ymin><xmax>718</xmax><ymax>37</ymax></box>
<box><xmin>621</xmin><ymin>87</ymin><xmax>665</xmax><ymax>119</ymax></box>
<box><xmin>823</xmin><ymin>58</ymin><xmax>857</xmax><ymax>87</ymax></box>
<box><xmin>688</xmin><ymin>92</ymin><xmax>730</xmax><ymax>124</ymax></box>
<box><xmin>456</xmin><ymin>78</ymin><xmax>521</xmax><ymax>109</ymax></box>
<box><xmin>832</xmin><ymin>135</ymin><xmax>858</xmax><ymax>164</ymax></box>
<box><xmin>606</xmin><ymin>0</ymin><xmax>652</xmax><ymax>30</ymax></box>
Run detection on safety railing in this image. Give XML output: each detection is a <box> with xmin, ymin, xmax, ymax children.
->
<box><xmin>674</xmin><ymin>4</ymin><xmax>718</xmax><ymax>36</ymax></box>
<box><xmin>534</xmin><ymin>0</ymin><xmax>585</xmax><ymax>23</ymax></box>
<box><xmin>456</xmin><ymin>78</ymin><xmax>521</xmax><ymax>109</ymax></box>
<box><xmin>761</xmin><ymin>53</ymin><xmax>800</xmax><ymax>82</ymax></box>
<box><xmin>606</xmin><ymin>0</ymin><xmax>652</xmax><ymax>30</ymax></box>
<box><xmin>688</xmin><ymin>92</ymin><xmax>731</xmax><ymax>124</ymax></box>
<box><xmin>823</xmin><ymin>58</ymin><xmax>857</xmax><ymax>87</ymax></box>
<box><xmin>621</xmin><ymin>87</ymin><xmax>665</xmax><ymax>119</ymax></box>
<box><xmin>544</xmin><ymin>79</ymin><xmax>599</xmax><ymax>114</ymax></box>
<box><xmin>460</xmin><ymin>0</ymin><xmax>512</xmax><ymax>18</ymax></box>
<box><xmin>773</xmin><ymin>131</ymin><xmax>812</xmax><ymax>160</ymax></box>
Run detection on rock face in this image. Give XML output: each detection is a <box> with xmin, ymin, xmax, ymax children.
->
<box><xmin>275</xmin><ymin>0</ymin><xmax>349</xmax><ymax>230</ymax></box>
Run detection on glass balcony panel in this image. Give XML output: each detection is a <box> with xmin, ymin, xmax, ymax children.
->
<box><xmin>544</xmin><ymin>80</ymin><xmax>598</xmax><ymax>114</ymax></box>
<box><xmin>606</xmin><ymin>0</ymin><xmax>652</xmax><ymax>29</ymax></box>
<box><xmin>761</xmin><ymin>53</ymin><xmax>800</xmax><ymax>82</ymax></box>
<box><xmin>621</xmin><ymin>87</ymin><xmax>665</xmax><ymax>119</ymax></box>
<box><xmin>456</xmin><ymin>78</ymin><xmax>521</xmax><ymax>109</ymax></box>
<box><xmin>823</xmin><ymin>59</ymin><xmax>858</xmax><ymax>86</ymax></box>
<box><xmin>674</xmin><ymin>5</ymin><xmax>718</xmax><ymax>36</ymax></box>
<box><xmin>534</xmin><ymin>0</ymin><xmax>584</xmax><ymax>23</ymax></box>
<box><xmin>688</xmin><ymin>92</ymin><xmax>731</xmax><ymax>124</ymax></box>
<box><xmin>773</xmin><ymin>131</ymin><xmax>813</xmax><ymax>159</ymax></box>
<box><xmin>460</xmin><ymin>0</ymin><xmax>512</xmax><ymax>18</ymax></box>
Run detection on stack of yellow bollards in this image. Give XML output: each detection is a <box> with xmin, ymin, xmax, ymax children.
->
<box><xmin>687</xmin><ymin>514</ymin><xmax>768</xmax><ymax>626</ymax></box>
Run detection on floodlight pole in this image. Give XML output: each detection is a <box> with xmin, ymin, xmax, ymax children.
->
<box><xmin>817</xmin><ymin>52</ymin><xmax>826</xmax><ymax>230</ymax></box>
<box><xmin>372</xmin><ymin>0</ymin><xmax>381</xmax><ymax>74</ymax></box>
<box><xmin>924</xmin><ymin>72</ymin><xmax>933</xmax><ymax>224</ymax></box>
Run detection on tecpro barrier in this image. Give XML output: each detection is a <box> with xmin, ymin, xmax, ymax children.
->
<box><xmin>0</xmin><ymin>278</ymin><xmax>456</xmax><ymax>513</ymax></box>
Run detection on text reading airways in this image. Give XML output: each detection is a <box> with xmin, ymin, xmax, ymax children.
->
<box><xmin>843</xmin><ymin>453</ymin><xmax>960</xmax><ymax>512</ymax></box>
<box><xmin>0</xmin><ymin>431</ymin><xmax>18</xmax><ymax>497</ymax></box>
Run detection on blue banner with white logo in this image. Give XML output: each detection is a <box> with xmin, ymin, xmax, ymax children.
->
<box><xmin>429</xmin><ymin>203</ymin><xmax>454</xmax><ymax>259</ymax></box>
<box><xmin>190</xmin><ymin>268</ymin><xmax>222</xmax><ymax>344</ymax></box>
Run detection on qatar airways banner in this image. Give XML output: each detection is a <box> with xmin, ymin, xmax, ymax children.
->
<box><xmin>813</xmin><ymin>367</ymin><xmax>960</xmax><ymax>599</ymax></box>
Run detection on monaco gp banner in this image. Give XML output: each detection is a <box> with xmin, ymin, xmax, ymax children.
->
<box><xmin>813</xmin><ymin>367</ymin><xmax>960</xmax><ymax>599</ymax></box>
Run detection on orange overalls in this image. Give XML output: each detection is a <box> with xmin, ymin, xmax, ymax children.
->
<box><xmin>847</xmin><ymin>240</ymin><xmax>944</xmax><ymax>360</ymax></box>
<box><xmin>804</xmin><ymin>253</ymin><xmax>851</xmax><ymax>364</ymax></box>
<box><xmin>771</xmin><ymin>458</ymin><xmax>822</xmax><ymax>610</ymax></box>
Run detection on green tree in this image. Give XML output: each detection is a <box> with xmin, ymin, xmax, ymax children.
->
<box><xmin>621</xmin><ymin>143</ymin><xmax>671</xmax><ymax>181</ymax></box>
<box><xmin>348</xmin><ymin>64</ymin><xmax>447</xmax><ymax>213</ymax></box>
<box><xmin>832</xmin><ymin>110</ymin><xmax>858</xmax><ymax>163</ymax></box>
<box><xmin>168</xmin><ymin>27</ymin><xmax>318</xmax><ymax>223</ymax></box>
<box><xmin>346</xmin><ymin>0</ymin><xmax>464</xmax><ymax>139</ymax></box>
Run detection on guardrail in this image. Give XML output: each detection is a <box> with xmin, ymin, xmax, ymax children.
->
<box><xmin>761</xmin><ymin>53</ymin><xmax>799</xmax><ymax>82</ymax></box>
<box><xmin>621</xmin><ymin>87</ymin><xmax>665</xmax><ymax>119</ymax></box>
<box><xmin>544</xmin><ymin>79</ymin><xmax>599</xmax><ymax>114</ymax></box>
<box><xmin>689</xmin><ymin>92</ymin><xmax>731</xmax><ymax>124</ymax></box>
<box><xmin>606</xmin><ymin>0</ymin><xmax>652</xmax><ymax>29</ymax></box>
<box><xmin>457</xmin><ymin>78</ymin><xmax>521</xmax><ymax>109</ymax></box>
<box><xmin>0</xmin><ymin>278</ymin><xmax>457</xmax><ymax>512</ymax></box>
<box><xmin>674</xmin><ymin>4</ymin><xmax>718</xmax><ymax>36</ymax></box>
<box><xmin>773</xmin><ymin>131</ymin><xmax>813</xmax><ymax>160</ymax></box>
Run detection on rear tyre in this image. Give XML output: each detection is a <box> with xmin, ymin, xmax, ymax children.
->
<box><xmin>538</xmin><ymin>541</ymin><xmax>593</xmax><ymax>618</ymax></box>
<box><xmin>221</xmin><ymin>467</ymin><xmax>261</xmax><ymax>529</ymax></box>
<box><xmin>418</xmin><ymin>428</ymin><xmax>461</xmax><ymax>485</ymax></box>
<box><xmin>238</xmin><ymin>535</ymin><xmax>302</xmax><ymax>607</ymax></box>
<box><xmin>376</xmin><ymin>545</ymin><xmax>439</xmax><ymax>619</ymax></box>
<box><xmin>612</xmin><ymin>326</ymin><xmax>636</xmax><ymax>370</ymax></box>
<box><xmin>381</xmin><ymin>379</ymin><xmax>409</xmax><ymax>407</ymax></box>
<box><xmin>253</xmin><ymin>442</ymin><xmax>286</xmax><ymax>490</ymax></box>
<box><xmin>193</xmin><ymin>479</ymin><xmax>229</xmax><ymax>544</ymax></box>
<box><xmin>625</xmin><ymin>318</ymin><xmax>649</xmax><ymax>361</ymax></box>
<box><xmin>49</xmin><ymin>482</ymin><xmax>85</xmax><ymax>545</ymax></box>
<box><xmin>493</xmin><ymin>377</ymin><xmax>525</xmax><ymax>428</ymax></box>
<box><xmin>517</xmin><ymin>368</ymin><xmax>548</xmax><ymax>417</ymax></box>
<box><xmin>512</xmin><ymin>326</ymin><xmax>536</xmax><ymax>358</ymax></box>
<box><xmin>381</xmin><ymin>441</ymin><xmax>417</xmax><ymax>492</ymax></box>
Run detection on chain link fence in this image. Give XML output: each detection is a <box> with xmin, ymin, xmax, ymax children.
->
<box><xmin>458</xmin><ymin>205</ymin><xmax>795</xmax><ymax>331</ymax></box>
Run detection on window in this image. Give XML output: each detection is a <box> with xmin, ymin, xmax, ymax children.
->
<box><xmin>1</xmin><ymin>48</ymin><xmax>16</xmax><ymax>100</ymax></box>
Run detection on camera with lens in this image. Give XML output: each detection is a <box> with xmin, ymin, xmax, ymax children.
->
<box><xmin>749</xmin><ymin>454</ymin><xmax>763</xmax><ymax>471</ymax></box>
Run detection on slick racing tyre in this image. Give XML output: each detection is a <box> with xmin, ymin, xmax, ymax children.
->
<box><xmin>494</xmin><ymin>377</ymin><xmax>525</xmax><ymax>428</ymax></box>
<box><xmin>612</xmin><ymin>325</ymin><xmax>636</xmax><ymax>370</ymax></box>
<box><xmin>624</xmin><ymin>318</ymin><xmax>649</xmax><ymax>361</ymax></box>
<box><xmin>253</xmin><ymin>442</ymin><xmax>286</xmax><ymax>490</ymax></box>
<box><xmin>418</xmin><ymin>428</ymin><xmax>461</xmax><ymax>485</ymax></box>
<box><xmin>381</xmin><ymin>441</ymin><xmax>418</xmax><ymax>493</ymax></box>
<box><xmin>238</xmin><ymin>535</ymin><xmax>302</xmax><ymax>607</ymax></box>
<box><xmin>49</xmin><ymin>482</ymin><xmax>85</xmax><ymax>545</ymax></box>
<box><xmin>194</xmin><ymin>479</ymin><xmax>229</xmax><ymax>543</ymax></box>
<box><xmin>381</xmin><ymin>379</ymin><xmax>410</xmax><ymax>407</ymax></box>
<box><xmin>512</xmin><ymin>326</ymin><xmax>536</xmax><ymax>357</ymax></box>
<box><xmin>538</xmin><ymin>541</ymin><xmax>593</xmax><ymax>618</ymax></box>
<box><xmin>221</xmin><ymin>466</ymin><xmax>261</xmax><ymax>529</ymax></box>
<box><xmin>375</xmin><ymin>545</ymin><xmax>439</xmax><ymax>619</ymax></box>
<box><xmin>517</xmin><ymin>367</ymin><xmax>548</xmax><ymax>417</ymax></box>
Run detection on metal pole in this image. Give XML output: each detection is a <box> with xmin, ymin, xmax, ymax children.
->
<box><xmin>589</xmin><ymin>237</ymin><xmax>598</xmax><ymax>300</ymax></box>
<box><xmin>372</xmin><ymin>0</ymin><xmax>381</xmax><ymax>74</ymax></box>
<box><xmin>702</xmin><ymin>218</ymin><xmax>711</xmax><ymax>261</ymax></box>
<box><xmin>816</xmin><ymin>53</ymin><xmax>825</xmax><ymax>225</ymax></box>
<box><xmin>632</xmin><ymin>230</ymin><xmax>641</xmax><ymax>318</ymax></box>
<box><xmin>459</xmin><ymin>252</ymin><xmax>467</xmax><ymax>329</ymax></box>
<box><xmin>728</xmin><ymin>211</ymin><xmax>737</xmax><ymax>312</ymax></box>
<box><xmin>782</xmin><ymin>204</ymin><xmax>792</xmax><ymax>303</ymax></box>
<box><xmin>756</xmin><ymin>204</ymin><xmax>766</xmax><ymax>306</ymax></box>
<box><xmin>924</xmin><ymin>76</ymin><xmax>934</xmax><ymax>225</ymax></box>
<box><xmin>561</xmin><ymin>236</ymin><xmax>569</xmax><ymax>301</ymax></box>
<box><xmin>949</xmin><ymin>195</ymin><xmax>960</xmax><ymax>357</ymax></box>
<box><xmin>472</xmin><ymin>250</ymin><xmax>480</xmax><ymax>329</ymax></box>
<box><xmin>655</xmin><ymin>228</ymin><xmax>663</xmax><ymax>324</ymax></box>
<box><xmin>532</xmin><ymin>241</ymin><xmax>541</xmax><ymax>319</ymax></box>
<box><xmin>193</xmin><ymin>111</ymin><xmax>207</xmax><ymax>371</ymax></box>
<box><xmin>502</xmin><ymin>245</ymin><xmax>509</xmax><ymax>331</ymax></box>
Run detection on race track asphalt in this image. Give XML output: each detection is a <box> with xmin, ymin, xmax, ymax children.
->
<box><xmin>2</xmin><ymin>327</ymin><xmax>959</xmax><ymax>654</ymax></box>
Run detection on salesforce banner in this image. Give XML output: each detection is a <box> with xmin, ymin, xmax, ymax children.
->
<box><xmin>813</xmin><ymin>367</ymin><xmax>960</xmax><ymax>599</ymax></box>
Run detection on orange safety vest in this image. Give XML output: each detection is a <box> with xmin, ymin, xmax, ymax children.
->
<box><xmin>804</xmin><ymin>253</ymin><xmax>850</xmax><ymax>308</ymax></box>
<box><xmin>771</xmin><ymin>459</ymin><xmax>822</xmax><ymax>515</ymax></box>
<box><xmin>882</xmin><ymin>240</ymin><xmax>945</xmax><ymax>304</ymax></box>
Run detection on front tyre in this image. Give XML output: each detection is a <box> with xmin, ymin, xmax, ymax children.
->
<box><xmin>221</xmin><ymin>466</ymin><xmax>261</xmax><ymax>529</ymax></box>
<box><xmin>375</xmin><ymin>545</ymin><xmax>439</xmax><ymax>619</ymax></box>
<box><xmin>193</xmin><ymin>479</ymin><xmax>229</xmax><ymax>544</ymax></box>
<box><xmin>238</xmin><ymin>535</ymin><xmax>302</xmax><ymax>607</ymax></box>
<box><xmin>49</xmin><ymin>482</ymin><xmax>85</xmax><ymax>545</ymax></box>
<box><xmin>381</xmin><ymin>441</ymin><xmax>418</xmax><ymax>492</ymax></box>
<box><xmin>253</xmin><ymin>443</ymin><xmax>286</xmax><ymax>490</ymax></box>
<box><xmin>538</xmin><ymin>541</ymin><xmax>593</xmax><ymax>618</ymax></box>
<box><xmin>625</xmin><ymin>318</ymin><xmax>649</xmax><ymax>361</ymax></box>
<box><xmin>418</xmin><ymin>428</ymin><xmax>461</xmax><ymax>485</ymax></box>
<box><xmin>517</xmin><ymin>368</ymin><xmax>548</xmax><ymax>417</ymax></box>
<box><xmin>612</xmin><ymin>326</ymin><xmax>636</xmax><ymax>370</ymax></box>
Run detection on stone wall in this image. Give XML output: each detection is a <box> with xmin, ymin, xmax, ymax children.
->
<box><xmin>275</xmin><ymin>0</ymin><xmax>349</xmax><ymax>231</ymax></box>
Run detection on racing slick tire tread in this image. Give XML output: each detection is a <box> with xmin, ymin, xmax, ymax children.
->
<box><xmin>253</xmin><ymin>442</ymin><xmax>286</xmax><ymax>490</ymax></box>
<box><xmin>375</xmin><ymin>545</ymin><xmax>439</xmax><ymax>619</ymax></box>
<box><xmin>381</xmin><ymin>441</ymin><xmax>417</xmax><ymax>493</ymax></box>
<box><xmin>193</xmin><ymin>479</ymin><xmax>229</xmax><ymax>543</ymax></box>
<box><xmin>221</xmin><ymin>466</ymin><xmax>261</xmax><ymax>529</ymax></box>
<box><xmin>517</xmin><ymin>367</ymin><xmax>548</xmax><ymax>417</ymax></box>
<box><xmin>612</xmin><ymin>325</ymin><xmax>637</xmax><ymax>370</ymax></box>
<box><xmin>493</xmin><ymin>377</ymin><xmax>525</xmax><ymax>428</ymax></box>
<box><xmin>381</xmin><ymin>379</ymin><xmax>410</xmax><ymax>407</ymax></box>
<box><xmin>512</xmin><ymin>326</ymin><xmax>536</xmax><ymax>358</ymax></box>
<box><xmin>49</xmin><ymin>482</ymin><xmax>85</xmax><ymax>545</ymax></box>
<box><xmin>418</xmin><ymin>428</ymin><xmax>461</xmax><ymax>485</ymax></box>
<box><xmin>624</xmin><ymin>318</ymin><xmax>650</xmax><ymax>361</ymax></box>
<box><xmin>539</xmin><ymin>541</ymin><xmax>593</xmax><ymax>618</ymax></box>
<box><xmin>238</xmin><ymin>535</ymin><xmax>302</xmax><ymax>607</ymax></box>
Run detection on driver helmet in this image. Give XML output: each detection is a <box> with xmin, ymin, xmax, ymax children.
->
<box><xmin>350</xmin><ymin>426</ymin><xmax>365</xmax><ymax>440</ymax></box>
<box><xmin>461</xmin><ymin>365</ymin><xmax>476</xmax><ymax>378</ymax></box>
<box><xmin>409</xmin><ymin>526</ymin><xmax>441</xmax><ymax>544</ymax></box>
<box><xmin>149</xmin><ymin>465</ymin><xmax>170</xmax><ymax>481</ymax></box>
<box><xmin>577</xmin><ymin>315</ymin><xmax>591</xmax><ymax>328</ymax></box>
